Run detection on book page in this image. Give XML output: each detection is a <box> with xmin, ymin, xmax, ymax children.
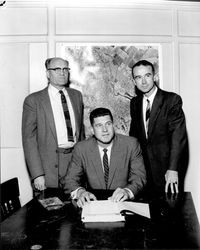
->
<box><xmin>81</xmin><ymin>200</ymin><xmax>125</xmax><ymax>222</ymax></box>
<box><xmin>82</xmin><ymin>200</ymin><xmax>120</xmax><ymax>215</ymax></box>
<box><xmin>118</xmin><ymin>201</ymin><xmax>150</xmax><ymax>218</ymax></box>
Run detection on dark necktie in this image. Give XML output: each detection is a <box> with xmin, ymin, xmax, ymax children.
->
<box><xmin>146</xmin><ymin>99</ymin><xmax>150</xmax><ymax>133</ymax></box>
<box><xmin>103</xmin><ymin>148</ymin><xmax>109</xmax><ymax>189</ymax></box>
<box><xmin>59</xmin><ymin>90</ymin><xmax>74</xmax><ymax>142</ymax></box>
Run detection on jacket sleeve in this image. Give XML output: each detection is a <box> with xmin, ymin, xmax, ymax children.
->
<box><xmin>22</xmin><ymin>95</ymin><xmax>44</xmax><ymax>180</ymax></box>
<box><xmin>126</xmin><ymin>139</ymin><xmax>147</xmax><ymax>196</ymax></box>
<box><xmin>62</xmin><ymin>145</ymin><xmax>84</xmax><ymax>194</ymax></box>
<box><xmin>167</xmin><ymin>94</ymin><xmax>187</xmax><ymax>171</ymax></box>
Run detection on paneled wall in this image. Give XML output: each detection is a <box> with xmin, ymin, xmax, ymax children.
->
<box><xmin>0</xmin><ymin>0</ymin><xmax>200</xmax><ymax>220</ymax></box>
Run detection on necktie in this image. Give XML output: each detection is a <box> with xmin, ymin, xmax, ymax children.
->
<box><xmin>59</xmin><ymin>90</ymin><xmax>74</xmax><ymax>142</ymax></box>
<box><xmin>103</xmin><ymin>148</ymin><xmax>109</xmax><ymax>189</ymax></box>
<box><xmin>146</xmin><ymin>99</ymin><xmax>150</xmax><ymax>132</ymax></box>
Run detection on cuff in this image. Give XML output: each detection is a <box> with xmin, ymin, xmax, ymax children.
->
<box><xmin>124</xmin><ymin>188</ymin><xmax>134</xmax><ymax>199</ymax></box>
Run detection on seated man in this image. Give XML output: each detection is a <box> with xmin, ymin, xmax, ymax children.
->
<box><xmin>62</xmin><ymin>107</ymin><xmax>146</xmax><ymax>207</ymax></box>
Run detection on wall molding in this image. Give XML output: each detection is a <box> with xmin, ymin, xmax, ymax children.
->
<box><xmin>3</xmin><ymin>0</ymin><xmax>200</xmax><ymax>8</ymax></box>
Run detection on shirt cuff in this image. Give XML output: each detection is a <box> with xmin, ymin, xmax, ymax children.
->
<box><xmin>124</xmin><ymin>188</ymin><xmax>134</xmax><ymax>199</ymax></box>
<box><xmin>71</xmin><ymin>187</ymin><xmax>85</xmax><ymax>200</ymax></box>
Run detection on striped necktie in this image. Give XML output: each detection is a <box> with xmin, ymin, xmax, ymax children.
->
<box><xmin>146</xmin><ymin>99</ymin><xmax>150</xmax><ymax>132</ymax></box>
<box><xmin>59</xmin><ymin>90</ymin><xmax>74</xmax><ymax>142</ymax></box>
<box><xmin>103</xmin><ymin>148</ymin><xmax>109</xmax><ymax>189</ymax></box>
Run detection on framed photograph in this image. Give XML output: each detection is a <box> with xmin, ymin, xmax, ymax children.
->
<box><xmin>58</xmin><ymin>43</ymin><xmax>161</xmax><ymax>137</ymax></box>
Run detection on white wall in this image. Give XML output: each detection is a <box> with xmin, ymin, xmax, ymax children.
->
<box><xmin>0</xmin><ymin>0</ymin><xmax>200</xmax><ymax>221</ymax></box>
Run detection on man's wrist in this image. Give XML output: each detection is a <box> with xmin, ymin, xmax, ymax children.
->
<box><xmin>77</xmin><ymin>188</ymin><xmax>86</xmax><ymax>199</ymax></box>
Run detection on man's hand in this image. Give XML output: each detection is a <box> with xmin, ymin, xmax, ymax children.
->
<box><xmin>108</xmin><ymin>187</ymin><xmax>130</xmax><ymax>202</ymax></box>
<box><xmin>34</xmin><ymin>176</ymin><xmax>46</xmax><ymax>191</ymax></box>
<box><xmin>77</xmin><ymin>189</ymin><xmax>97</xmax><ymax>208</ymax></box>
<box><xmin>165</xmin><ymin>170</ymin><xmax>179</xmax><ymax>193</ymax></box>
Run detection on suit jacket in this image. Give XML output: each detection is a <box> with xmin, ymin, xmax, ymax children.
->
<box><xmin>129</xmin><ymin>88</ymin><xmax>187</xmax><ymax>189</ymax></box>
<box><xmin>63</xmin><ymin>134</ymin><xmax>146</xmax><ymax>196</ymax></box>
<box><xmin>22</xmin><ymin>86</ymin><xmax>85</xmax><ymax>187</ymax></box>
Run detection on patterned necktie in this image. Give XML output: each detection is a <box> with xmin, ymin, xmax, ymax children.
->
<box><xmin>146</xmin><ymin>99</ymin><xmax>150</xmax><ymax>132</ymax></box>
<box><xmin>59</xmin><ymin>90</ymin><xmax>74</xmax><ymax>142</ymax></box>
<box><xmin>103</xmin><ymin>148</ymin><xmax>109</xmax><ymax>189</ymax></box>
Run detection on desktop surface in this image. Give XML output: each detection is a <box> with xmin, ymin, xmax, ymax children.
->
<box><xmin>1</xmin><ymin>189</ymin><xmax>200</xmax><ymax>250</ymax></box>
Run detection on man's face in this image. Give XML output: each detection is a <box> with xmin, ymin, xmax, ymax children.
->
<box><xmin>46</xmin><ymin>58</ymin><xmax>70</xmax><ymax>89</ymax></box>
<box><xmin>133</xmin><ymin>65</ymin><xmax>156</xmax><ymax>97</ymax></box>
<box><xmin>92</xmin><ymin>115</ymin><xmax>114</xmax><ymax>146</ymax></box>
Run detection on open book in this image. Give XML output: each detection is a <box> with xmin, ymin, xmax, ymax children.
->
<box><xmin>81</xmin><ymin>200</ymin><xmax>150</xmax><ymax>223</ymax></box>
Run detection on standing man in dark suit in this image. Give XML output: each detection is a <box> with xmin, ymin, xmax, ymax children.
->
<box><xmin>63</xmin><ymin>107</ymin><xmax>146</xmax><ymax>207</ymax></box>
<box><xmin>22</xmin><ymin>57</ymin><xmax>85</xmax><ymax>192</ymax></box>
<box><xmin>129</xmin><ymin>60</ymin><xmax>187</xmax><ymax>194</ymax></box>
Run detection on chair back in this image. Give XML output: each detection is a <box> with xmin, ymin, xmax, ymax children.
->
<box><xmin>1</xmin><ymin>177</ymin><xmax>21</xmax><ymax>221</ymax></box>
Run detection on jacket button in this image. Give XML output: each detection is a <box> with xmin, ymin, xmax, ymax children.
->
<box><xmin>55</xmin><ymin>165</ymin><xmax>58</xmax><ymax>168</ymax></box>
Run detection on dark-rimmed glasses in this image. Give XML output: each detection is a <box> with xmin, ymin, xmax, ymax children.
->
<box><xmin>48</xmin><ymin>67</ymin><xmax>70</xmax><ymax>74</ymax></box>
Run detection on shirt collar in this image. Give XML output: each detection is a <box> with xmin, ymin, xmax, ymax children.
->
<box><xmin>143</xmin><ymin>85</ymin><xmax>157</xmax><ymax>103</ymax></box>
<box><xmin>98</xmin><ymin>142</ymin><xmax>113</xmax><ymax>152</ymax></box>
<box><xmin>48</xmin><ymin>84</ymin><xmax>68</xmax><ymax>97</ymax></box>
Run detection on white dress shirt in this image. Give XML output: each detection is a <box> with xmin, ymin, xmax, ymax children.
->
<box><xmin>48</xmin><ymin>84</ymin><xmax>76</xmax><ymax>148</ymax></box>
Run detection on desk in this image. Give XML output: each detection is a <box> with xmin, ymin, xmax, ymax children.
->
<box><xmin>1</xmin><ymin>190</ymin><xmax>200</xmax><ymax>250</ymax></box>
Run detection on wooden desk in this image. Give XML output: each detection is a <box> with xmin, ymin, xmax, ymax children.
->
<box><xmin>1</xmin><ymin>190</ymin><xmax>200</xmax><ymax>250</ymax></box>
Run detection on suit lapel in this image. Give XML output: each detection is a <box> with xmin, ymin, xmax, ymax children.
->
<box><xmin>90</xmin><ymin>138</ymin><xmax>106</xmax><ymax>189</ymax></box>
<box><xmin>136</xmin><ymin>96</ymin><xmax>146</xmax><ymax>141</ymax></box>
<box><xmin>67</xmin><ymin>88</ymin><xmax>80</xmax><ymax>140</ymax></box>
<box><xmin>39</xmin><ymin>87</ymin><xmax>57</xmax><ymax>142</ymax></box>
<box><xmin>108</xmin><ymin>135</ymin><xmax>124</xmax><ymax>189</ymax></box>
<box><xmin>148</xmin><ymin>89</ymin><xmax>163</xmax><ymax>138</ymax></box>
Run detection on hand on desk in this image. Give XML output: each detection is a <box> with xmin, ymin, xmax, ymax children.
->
<box><xmin>77</xmin><ymin>189</ymin><xmax>97</xmax><ymax>208</ymax></box>
<box><xmin>108</xmin><ymin>188</ymin><xmax>130</xmax><ymax>202</ymax></box>
<box><xmin>165</xmin><ymin>170</ymin><xmax>178</xmax><ymax>194</ymax></box>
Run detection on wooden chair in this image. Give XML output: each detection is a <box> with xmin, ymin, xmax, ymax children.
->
<box><xmin>1</xmin><ymin>177</ymin><xmax>21</xmax><ymax>221</ymax></box>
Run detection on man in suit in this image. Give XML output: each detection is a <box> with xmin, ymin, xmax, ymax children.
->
<box><xmin>22</xmin><ymin>57</ymin><xmax>85</xmax><ymax>192</ymax></box>
<box><xmin>62</xmin><ymin>107</ymin><xmax>146</xmax><ymax>207</ymax></box>
<box><xmin>129</xmin><ymin>60</ymin><xmax>187</xmax><ymax>194</ymax></box>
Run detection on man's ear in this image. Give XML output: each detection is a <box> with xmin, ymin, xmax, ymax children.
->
<box><xmin>46</xmin><ymin>70</ymin><xmax>50</xmax><ymax>79</ymax></box>
<box><xmin>91</xmin><ymin>126</ymin><xmax>94</xmax><ymax>135</ymax></box>
<box><xmin>153</xmin><ymin>74</ymin><xmax>157</xmax><ymax>82</ymax></box>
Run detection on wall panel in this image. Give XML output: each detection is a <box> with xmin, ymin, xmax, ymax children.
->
<box><xmin>0</xmin><ymin>43</ymin><xmax>29</xmax><ymax>147</ymax></box>
<box><xmin>160</xmin><ymin>42</ymin><xmax>174</xmax><ymax>91</ymax></box>
<box><xmin>0</xmin><ymin>8</ymin><xmax>48</xmax><ymax>35</ymax></box>
<box><xmin>179</xmin><ymin>42</ymin><xmax>200</xmax><ymax>221</ymax></box>
<box><xmin>29</xmin><ymin>43</ymin><xmax>48</xmax><ymax>93</ymax></box>
<box><xmin>178</xmin><ymin>10</ymin><xmax>200</xmax><ymax>37</ymax></box>
<box><xmin>1</xmin><ymin>149</ymin><xmax>32</xmax><ymax>206</ymax></box>
<box><xmin>56</xmin><ymin>7</ymin><xmax>173</xmax><ymax>36</ymax></box>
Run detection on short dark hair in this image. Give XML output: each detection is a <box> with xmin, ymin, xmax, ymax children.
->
<box><xmin>89</xmin><ymin>108</ymin><xmax>113</xmax><ymax>125</ymax></box>
<box><xmin>132</xmin><ymin>60</ymin><xmax>155</xmax><ymax>78</ymax></box>
<box><xmin>45</xmin><ymin>57</ymin><xmax>69</xmax><ymax>69</ymax></box>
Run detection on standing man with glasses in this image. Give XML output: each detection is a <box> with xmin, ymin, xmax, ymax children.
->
<box><xmin>129</xmin><ymin>60</ymin><xmax>188</xmax><ymax>195</ymax></box>
<box><xmin>62</xmin><ymin>107</ymin><xmax>146</xmax><ymax>207</ymax></box>
<box><xmin>22</xmin><ymin>57</ymin><xmax>85</xmax><ymax>193</ymax></box>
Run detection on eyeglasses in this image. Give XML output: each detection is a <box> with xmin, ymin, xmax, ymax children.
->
<box><xmin>134</xmin><ymin>73</ymin><xmax>153</xmax><ymax>82</ymax></box>
<box><xmin>48</xmin><ymin>67</ymin><xmax>70</xmax><ymax>74</ymax></box>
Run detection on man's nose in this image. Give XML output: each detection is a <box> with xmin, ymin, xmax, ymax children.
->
<box><xmin>142</xmin><ymin>76</ymin><xmax>146</xmax><ymax>84</ymax></box>
<box><xmin>60</xmin><ymin>69</ymin><xmax>65</xmax><ymax>75</ymax></box>
<box><xmin>102</xmin><ymin>125</ymin><xmax>108</xmax><ymax>131</ymax></box>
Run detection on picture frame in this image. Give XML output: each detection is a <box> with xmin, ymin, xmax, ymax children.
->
<box><xmin>58</xmin><ymin>43</ymin><xmax>162</xmax><ymax>137</ymax></box>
